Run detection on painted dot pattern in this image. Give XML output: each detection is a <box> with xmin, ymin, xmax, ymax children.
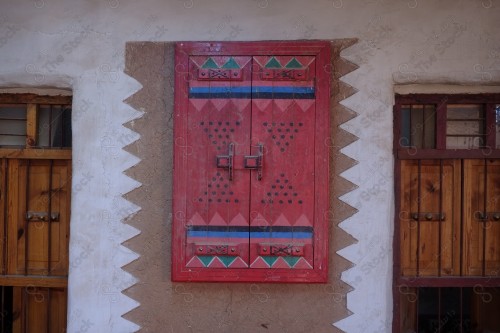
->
<box><xmin>200</xmin><ymin>120</ymin><xmax>240</xmax><ymax>151</ymax></box>
<box><xmin>262</xmin><ymin>121</ymin><xmax>302</xmax><ymax>153</ymax></box>
<box><xmin>198</xmin><ymin>172</ymin><xmax>239</xmax><ymax>204</ymax></box>
<box><xmin>261</xmin><ymin>173</ymin><xmax>302</xmax><ymax>205</ymax></box>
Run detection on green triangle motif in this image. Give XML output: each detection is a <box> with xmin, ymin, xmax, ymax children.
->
<box><xmin>285</xmin><ymin>58</ymin><xmax>303</xmax><ymax>69</ymax></box>
<box><xmin>262</xmin><ymin>256</ymin><xmax>279</xmax><ymax>267</ymax></box>
<box><xmin>221</xmin><ymin>57</ymin><xmax>240</xmax><ymax>69</ymax></box>
<box><xmin>218</xmin><ymin>256</ymin><xmax>237</xmax><ymax>267</ymax></box>
<box><xmin>283</xmin><ymin>256</ymin><xmax>301</xmax><ymax>267</ymax></box>
<box><xmin>201</xmin><ymin>58</ymin><xmax>219</xmax><ymax>69</ymax></box>
<box><xmin>265</xmin><ymin>57</ymin><xmax>282</xmax><ymax>68</ymax></box>
<box><xmin>197</xmin><ymin>256</ymin><xmax>214</xmax><ymax>267</ymax></box>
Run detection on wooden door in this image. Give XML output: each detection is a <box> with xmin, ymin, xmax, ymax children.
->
<box><xmin>399</xmin><ymin>160</ymin><xmax>461</xmax><ymax>276</ymax></box>
<box><xmin>463</xmin><ymin>159</ymin><xmax>500</xmax><ymax>276</ymax></box>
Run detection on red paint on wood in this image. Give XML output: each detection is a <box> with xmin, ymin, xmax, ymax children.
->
<box><xmin>172</xmin><ymin>41</ymin><xmax>331</xmax><ymax>283</ymax></box>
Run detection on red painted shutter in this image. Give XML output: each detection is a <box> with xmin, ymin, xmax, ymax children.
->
<box><xmin>173</xmin><ymin>42</ymin><xmax>330</xmax><ymax>282</ymax></box>
<box><xmin>249</xmin><ymin>56</ymin><xmax>316</xmax><ymax>270</ymax></box>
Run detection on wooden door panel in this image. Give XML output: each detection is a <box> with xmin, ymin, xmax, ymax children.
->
<box><xmin>7</xmin><ymin>160</ymin><xmax>70</xmax><ymax>276</ymax></box>
<box><xmin>249</xmin><ymin>56</ymin><xmax>316</xmax><ymax>269</ymax></box>
<box><xmin>12</xmin><ymin>287</ymin><xmax>67</xmax><ymax>333</ymax></box>
<box><xmin>463</xmin><ymin>159</ymin><xmax>500</xmax><ymax>276</ymax></box>
<box><xmin>184</xmin><ymin>56</ymin><xmax>252</xmax><ymax>268</ymax></box>
<box><xmin>400</xmin><ymin>160</ymin><xmax>461</xmax><ymax>276</ymax></box>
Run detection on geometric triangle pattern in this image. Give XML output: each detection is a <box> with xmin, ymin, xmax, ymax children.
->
<box><xmin>253</xmin><ymin>56</ymin><xmax>315</xmax><ymax>70</ymax></box>
<box><xmin>208</xmin><ymin>257</ymin><xmax>226</xmax><ymax>268</ymax></box>
<box><xmin>250</xmin><ymin>256</ymin><xmax>312</xmax><ymax>269</ymax></box>
<box><xmin>221</xmin><ymin>57</ymin><xmax>240</xmax><ymax>69</ymax></box>
<box><xmin>262</xmin><ymin>256</ymin><xmax>279</xmax><ymax>267</ymax></box>
<box><xmin>285</xmin><ymin>58</ymin><xmax>303</xmax><ymax>69</ymax></box>
<box><xmin>197</xmin><ymin>56</ymin><xmax>251</xmax><ymax>70</ymax></box>
<box><xmin>272</xmin><ymin>257</ymin><xmax>290</xmax><ymax>268</ymax></box>
<box><xmin>187</xmin><ymin>256</ymin><xmax>249</xmax><ymax>268</ymax></box>
<box><xmin>198</xmin><ymin>256</ymin><xmax>215</xmax><ymax>267</ymax></box>
<box><xmin>265</xmin><ymin>56</ymin><xmax>282</xmax><ymax>68</ymax></box>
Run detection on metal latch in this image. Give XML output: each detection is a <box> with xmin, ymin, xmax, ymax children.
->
<box><xmin>216</xmin><ymin>143</ymin><xmax>234</xmax><ymax>180</ymax></box>
<box><xmin>217</xmin><ymin>143</ymin><xmax>264</xmax><ymax>181</ymax></box>
<box><xmin>474</xmin><ymin>212</ymin><xmax>500</xmax><ymax>222</ymax></box>
<box><xmin>26</xmin><ymin>211</ymin><xmax>60</xmax><ymax>222</ymax></box>
<box><xmin>244</xmin><ymin>143</ymin><xmax>263</xmax><ymax>180</ymax></box>
<box><xmin>411</xmin><ymin>212</ymin><xmax>446</xmax><ymax>221</ymax></box>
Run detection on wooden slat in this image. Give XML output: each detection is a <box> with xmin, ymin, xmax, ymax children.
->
<box><xmin>397</xmin><ymin>277</ymin><xmax>500</xmax><ymax>287</ymax></box>
<box><xmin>0</xmin><ymin>149</ymin><xmax>71</xmax><ymax>160</ymax></box>
<box><xmin>0</xmin><ymin>276</ymin><xmax>67</xmax><ymax>288</ymax></box>
<box><xmin>6</xmin><ymin>159</ymin><xmax>20</xmax><ymax>275</ymax></box>
<box><xmin>463</xmin><ymin>159</ymin><xmax>500</xmax><ymax>276</ymax></box>
<box><xmin>400</xmin><ymin>159</ymin><xmax>461</xmax><ymax>276</ymax></box>
<box><xmin>26</xmin><ymin>104</ymin><xmax>37</xmax><ymax>148</ymax></box>
<box><xmin>12</xmin><ymin>287</ymin><xmax>23</xmax><ymax>333</ymax></box>
<box><xmin>398</xmin><ymin>149</ymin><xmax>500</xmax><ymax>160</ymax></box>
<box><xmin>399</xmin><ymin>287</ymin><xmax>417</xmax><ymax>332</ymax></box>
<box><xmin>0</xmin><ymin>159</ymin><xmax>6</xmax><ymax>274</ymax></box>
<box><xmin>49</xmin><ymin>288</ymin><xmax>67</xmax><ymax>333</ymax></box>
<box><xmin>396</xmin><ymin>93</ymin><xmax>500</xmax><ymax>104</ymax></box>
<box><xmin>0</xmin><ymin>94</ymin><xmax>71</xmax><ymax>105</ymax></box>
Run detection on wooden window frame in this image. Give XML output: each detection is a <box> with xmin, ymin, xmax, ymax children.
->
<box><xmin>394</xmin><ymin>93</ymin><xmax>500</xmax><ymax>159</ymax></box>
<box><xmin>0</xmin><ymin>94</ymin><xmax>72</xmax><ymax>160</ymax></box>
<box><xmin>0</xmin><ymin>93</ymin><xmax>72</xmax><ymax>332</ymax></box>
<box><xmin>393</xmin><ymin>93</ymin><xmax>500</xmax><ymax>332</ymax></box>
<box><xmin>172</xmin><ymin>41</ymin><xmax>331</xmax><ymax>283</ymax></box>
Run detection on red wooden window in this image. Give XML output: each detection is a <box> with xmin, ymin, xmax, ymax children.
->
<box><xmin>172</xmin><ymin>41</ymin><xmax>331</xmax><ymax>282</ymax></box>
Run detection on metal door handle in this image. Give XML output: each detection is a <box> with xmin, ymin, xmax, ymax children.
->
<box><xmin>216</xmin><ymin>143</ymin><xmax>264</xmax><ymax>181</ymax></box>
<box><xmin>244</xmin><ymin>143</ymin><xmax>263</xmax><ymax>180</ymax></box>
<box><xmin>216</xmin><ymin>143</ymin><xmax>234</xmax><ymax>180</ymax></box>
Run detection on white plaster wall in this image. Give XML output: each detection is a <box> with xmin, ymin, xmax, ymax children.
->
<box><xmin>0</xmin><ymin>1</ymin><xmax>498</xmax><ymax>332</ymax></box>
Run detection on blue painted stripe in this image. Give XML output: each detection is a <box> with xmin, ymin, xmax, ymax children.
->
<box><xmin>187</xmin><ymin>231</ymin><xmax>312</xmax><ymax>239</ymax></box>
<box><xmin>250</xmin><ymin>232</ymin><xmax>312</xmax><ymax>239</ymax></box>
<box><xmin>252</xmin><ymin>87</ymin><xmax>314</xmax><ymax>94</ymax></box>
<box><xmin>187</xmin><ymin>231</ymin><xmax>249</xmax><ymax>238</ymax></box>
<box><xmin>188</xmin><ymin>86</ymin><xmax>315</xmax><ymax>99</ymax></box>
<box><xmin>188</xmin><ymin>226</ymin><xmax>313</xmax><ymax>232</ymax></box>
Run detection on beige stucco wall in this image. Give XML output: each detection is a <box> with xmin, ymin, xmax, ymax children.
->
<box><xmin>0</xmin><ymin>1</ymin><xmax>498</xmax><ymax>332</ymax></box>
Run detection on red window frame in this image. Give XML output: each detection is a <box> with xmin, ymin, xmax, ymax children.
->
<box><xmin>172</xmin><ymin>41</ymin><xmax>331</xmax><ymax>283</ymax></box>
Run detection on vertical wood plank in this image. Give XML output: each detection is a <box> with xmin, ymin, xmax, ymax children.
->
<box><xmin>6</xmin><ymin>159</ymin><xmax>21</xmax><ymax>275</ymax></box>
<box><xmin>463</xmin><ymin>159</ymin><xmax>500</xmax><ymax>276</ymax></box>
<box><xmin>26</xmin><ymin>104</ymin><xmax>38</xmax><ymax>148</ymax></box>
<box><xmin>0</xmin><ymin>159</ymin><xmax>6</xmax><ymax>274</ymax></box>
<box><xmin>12</xmin><ymin>287</ymin><xmax>23</xmax><ymax>333</ymax></box>
<box><xmin>400</xmin><ymin>159</ymin><xmax>461</xmax><ymax>276</ymax></box>
<box><xmin>49</xmin><ymin>288</ymin><xmax>67</xmax><ymax>333</ymax></box>
<box><xmin>399</xmin><ymin>287</ymin><xmax>417</xmax><ymax>332</ymax></box>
